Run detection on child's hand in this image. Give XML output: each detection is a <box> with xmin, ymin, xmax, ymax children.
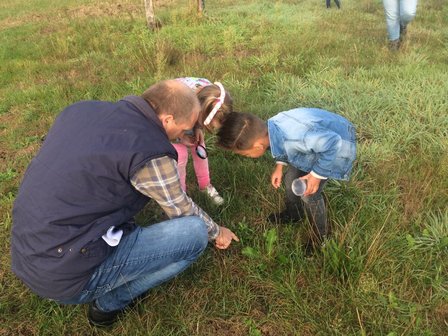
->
<box><xmin>271</xmin><ymin>164</ymin><xmax>284</xmax><ymax>189</ymax></box>
<box><xmin>179</xmin><ymin>134</ymin><xmax>196</xmax><ymax>146</ymax></box>
<box><xmin>194</xmin><ymin>128</ymin><xmax>204</xmax><ymax>145</ymax></box>
<box><xmin>215</xmin><ymin>226</ymin><xmax>239</xmax><ymax>249</ymax></box>
<box><xmin>302</xmin><ymin>174</ymin><xmax>322</xmax><ymax>196</ymax></box>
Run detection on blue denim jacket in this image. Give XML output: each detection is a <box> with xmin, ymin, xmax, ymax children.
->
<box><xmin>267</xmin><ymin>108</ymin><xmax>357</xmax><ymax>180</ymax></box>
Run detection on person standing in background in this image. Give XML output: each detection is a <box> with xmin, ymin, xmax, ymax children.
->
<box><xmin>326</xmin><ymin>0</ymin><xmax>340</xmax><ymax>9</ymax></box>
<box><xmin>382</xmin><ymin>0</ymin><xmax>418</xmax><ymax>50</ymax></box>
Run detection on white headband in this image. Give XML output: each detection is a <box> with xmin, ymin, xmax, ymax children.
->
<box><xmin>203</xmin><ymin>82</ymin><xmax>225</xmax><ymax>126</ymax></box>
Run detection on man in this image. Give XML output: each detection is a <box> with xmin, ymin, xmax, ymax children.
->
<box><xmin>11</xmin><ymin>80</ymin><xmax>239</xmax><ymax>327</ymax></box>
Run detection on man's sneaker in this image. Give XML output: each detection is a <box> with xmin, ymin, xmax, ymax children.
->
<box><xmin>203</xmin><ymin>184</ymin><xmax>224</xmax><ymax>205</ymax></box>
<box><xmin>267</xmin><ymin>210</ymin><xmax>302</xmax><ymax>225</ymax></box>
<box><xmin>88</xmin><ymin>301</ymin><xmax>123</xmax><ymax>327</ymax></box>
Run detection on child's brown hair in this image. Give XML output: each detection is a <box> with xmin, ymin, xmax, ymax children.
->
<box><xmin>216</xmin><ymin>112</ymin><xmax>267</xmax><ymax>151</ymax></box>
<box><xmin>197</xmin><ymin>83</ymin><xmax>233</xmax><ymax>132</ymax></box>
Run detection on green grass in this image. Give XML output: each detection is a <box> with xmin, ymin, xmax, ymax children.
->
<box><xmin>1</xmin><ymin>0</ymin><xmax>447</xmax><ymax>335</ymax></box>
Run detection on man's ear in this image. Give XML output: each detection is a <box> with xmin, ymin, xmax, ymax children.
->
<box><xmin>159</xmin><ymin>114</ymin><xmax>174</xmax><ymax>126</ymax></box>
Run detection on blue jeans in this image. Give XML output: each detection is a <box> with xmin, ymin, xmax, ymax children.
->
<box><xmin>59</xmin><ymin>216</ymin><xmax>208</xmax><ymax>312</ymax></box>
<box><xmin>383</xmin><ymin>0</ymin><xmax>418</xmax><ymax>41</ymax></box>
<box><xmin>284</xmin><ymin>166</ymin><xmax>328</xmax><ymax>241</ymax></box>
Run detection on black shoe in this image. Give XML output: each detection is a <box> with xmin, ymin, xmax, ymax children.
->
<box><xmin>400</xmin><ymin>24</ymin><xmax>407</xmax><ymax>38</ymax></box>
<box><xmin>303</xmin><ymin>232</ymin><xmax>328</xmax><ymax>257</ymax></box>
<box><xmin>303</xmin><ymin>239</ymin><xmax>320</xmax><ymax>257</ymax></box>
<box><xmin>88</xmin><ymin>301</ymin><xmax>123</xmax><ymax>327</ymax></box>
<box><xmin>303</xmin><ymin>240</ymin><xmax>315</xmax><ymax>257</ymax></box>
<box><xmin>388</xmin><ymin>39</ymin><xmax>400</xmax><ymax>51</ymax></box>
<box><xmin>303</xmin><ymin>238</ymin><xmax>325</xmax><ymax>257</ymax></box>
<box><xmin>267</xmin><ymin>211</ymin><xmax>302</xmax><ymax>224</ymax></box>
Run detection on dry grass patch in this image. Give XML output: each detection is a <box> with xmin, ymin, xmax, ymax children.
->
<box><xmin>0</xmin><ymin>2</ymin><xmax>141</xmax><ymax>31</ymax></box>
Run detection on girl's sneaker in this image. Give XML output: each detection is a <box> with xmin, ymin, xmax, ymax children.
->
<box><xmin>203</xmin><ymin>184</ymin><xmax>224</xmax><ymax>205</ymax></box>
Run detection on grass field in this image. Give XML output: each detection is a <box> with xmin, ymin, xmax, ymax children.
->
<box><xmin>0</xmin><ymin>0</ymin><xmax>447</xmax><ymax>335</ymax></box>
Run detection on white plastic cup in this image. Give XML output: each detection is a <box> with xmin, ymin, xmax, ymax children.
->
<box><xmin>291</xmin><ymin>178</ymin><xmax>307</xmax><ymax>196</ymax></box>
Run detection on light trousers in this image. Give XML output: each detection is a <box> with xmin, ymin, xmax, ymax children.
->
<box><xmin>383</xmin><ymin>0</ymin><xmax>418</xmax><ymax>41</ymax></box>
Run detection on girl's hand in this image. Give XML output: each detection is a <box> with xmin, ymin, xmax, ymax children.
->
<box><xmin>301</xmin><ymin>173</ymin><xmax>322</xmax><ymax>196</ymax></box>
<box><xmin>194</xmin><ymin>128</ymin><xmax>205</xmax><ymax>145</ymax></box>
<box><xmin>271</xmin><ymin>164</ymin><xmax>284</xmax><ymax>189</ymax></box>
<box><xmin>215</xmin><ymin>226</ymin><xmax>239</xmax><ymax>249</ymax></box>
<box><xmin>179</xmin><ymin>134</ymin><xmax>196</xmax><ymax>146</ymax></box>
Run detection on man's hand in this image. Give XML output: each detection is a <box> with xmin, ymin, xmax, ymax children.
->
<box><xmin>301</xmin><ymin>173</ymin><xmax>322</xmax><ymax>196</ymax></box>
<box><xmin>215</xmin><ymin>226</ymin><xmax>239</xmax><ymax>249</ymax></box>
<box><xmin>271</xmin><ymin>164</ymin><xmax>284</xmax><ymax>189</ymax></box>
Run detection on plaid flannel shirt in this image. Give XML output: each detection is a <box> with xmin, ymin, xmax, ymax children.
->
<box><xmin>131</xmin><ymin>156</ymin><xmax>220</xmax><ymax>240</ymax></box>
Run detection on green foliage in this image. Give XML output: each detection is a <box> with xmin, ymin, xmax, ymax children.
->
<box><xmin>0</xmin><ymin>168</ymin><xmax>17</xmax><ymax>182</ymax></box>
<box><xmin>263</xmin><ymin>228</ymin><xmax>277</xmax><ymax>258</ymax></box>
<box><xmin>322</xmin><ymin>238</ymin><xmax>365</xmax><ymax>282</ymax></box>
<box><xmin>1</xmin><ymin>0</ymin><xmax>447</xmax><ymax>335</ymax></box>
<box><xmin>406</xmin><ymin>211</ymin><xmax>448</xmax><ymax>253</ymax></box>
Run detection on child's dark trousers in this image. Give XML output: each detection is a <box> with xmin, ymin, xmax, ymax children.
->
<box><xmin>284</xmin><ymin>166</ymin><xmax>328</xmax><ymax>242</ymax></box>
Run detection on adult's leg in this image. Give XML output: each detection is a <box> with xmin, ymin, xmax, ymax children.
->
<box><xmin>383</xmin><ymin>0</ymin><xmax>400</xmax><ymax>41</ymax></box>
<box><xmin>399</xmin><ymin>0</ymin><xmax>417</xmax><ymax>26</ymax></box>
<box><xmin>61</xmin><ymin>216</ymin><xmax>208</xmax><ymax>312</ymax></box>
<box><xmin>173</xmin><ymin>143</ymin><xmax>189</xmax><ymax>191</ymax></box>
<box><xmin>326</xmin><ymin>0</ymin><xmax>331</xmax><ymax>8</ymax></box>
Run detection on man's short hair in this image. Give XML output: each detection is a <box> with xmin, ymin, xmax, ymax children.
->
<box><xmin>141</xmin><ymin>80</ymin><xmax>199</xmax><ymax>122</ymax></box>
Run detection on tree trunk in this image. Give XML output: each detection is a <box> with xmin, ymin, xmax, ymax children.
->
<box><xmin>144</xmin><ymin>0</ymin><xmax>156</xmax><ymax>29</ymax></box>
<box><xmin>197</xmin><ymin>0</ymin><xmax>204</xmax><ymax>15</ymax></box>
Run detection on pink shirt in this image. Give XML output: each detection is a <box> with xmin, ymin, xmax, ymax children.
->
<box><xmin>176</xmin><ymin>77</ymin><xmax>212</xmax><ymax>93</ymax></box>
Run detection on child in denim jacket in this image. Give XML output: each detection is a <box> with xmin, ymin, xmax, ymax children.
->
<box><xmin>217</xmin><ymin>108</ymin><xmax>356</xmax><ymax>254</ymax></box>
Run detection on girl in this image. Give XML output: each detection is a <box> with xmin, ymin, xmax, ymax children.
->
<box><xmin>174</xmin><ymin>77</ymin><xmax>233</xmax><ymax>205</ymax></box>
